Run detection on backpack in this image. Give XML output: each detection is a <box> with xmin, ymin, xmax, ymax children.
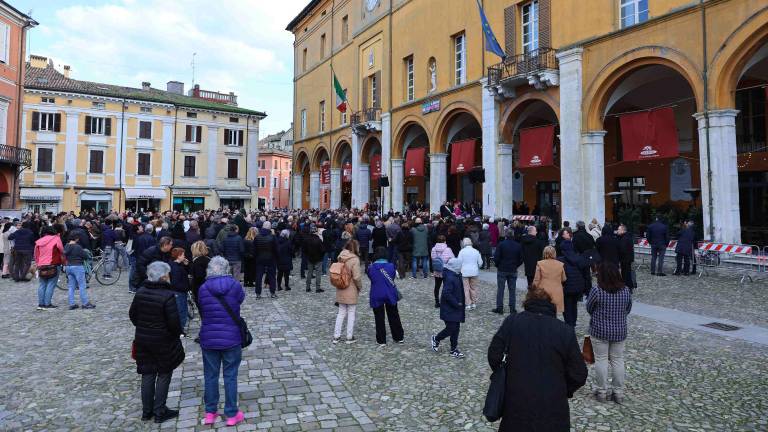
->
<box><xmin>329</xmin><ymin>261</ymin><xmax>352</xmax><ymax>289</ymax></box>
<box><xmin>431</xmin><ymin>256</ymin><xmax>444</xmax><ymax>273</ymax></box>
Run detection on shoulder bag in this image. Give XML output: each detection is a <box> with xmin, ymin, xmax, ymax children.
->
<box><xmin>483</xmin><ymin>319</ymin><xmax>514</xmax><ymax>422</ymax></box>
<box><xmin>378</xmin><ymin>267</ymin><xmax>403</xmax><ymax>301</ymax></box>
<box><xmin>214</xmin><ymin>295</ymin><xmax>253</xmax><ymax>348</ymax></box>
<box><xmin>582</xmin><ymin>335</ymin><xmax>595</xmax><ymax>364</ymax></box>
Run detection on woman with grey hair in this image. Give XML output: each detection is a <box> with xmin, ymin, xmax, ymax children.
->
<box><xmin>457</xmin><ymin>237</ymin><xmax>483</xmax><ymax>310</ymax></box>
<box><xmin>129</xmin><ymin>261</ymin><xmax>185</xmax><ymax>423</ymax></box>
<box><xmin>197</xmin><ymin>256</ymin><xmax>246</xmax><ymax>426</ymax></box>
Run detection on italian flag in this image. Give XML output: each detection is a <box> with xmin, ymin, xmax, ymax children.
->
<box><xmin>333</xmin><ymin>71</ymin><xmax>347</xmax><ymax>113</ymax></box>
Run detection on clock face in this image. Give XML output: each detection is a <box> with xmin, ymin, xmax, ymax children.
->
<box><xmin>366</xmin><ymin>0</ymin><xmax>379</xmax><ymax>12</ymax></box>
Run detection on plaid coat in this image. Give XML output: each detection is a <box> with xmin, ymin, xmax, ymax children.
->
<box><xmin>586</xmin><ymin>285</ymin><xmax>632</xmax><ymax>342</ymax></box>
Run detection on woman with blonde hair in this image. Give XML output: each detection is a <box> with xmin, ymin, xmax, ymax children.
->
<box><xmin>190</xmin><ymin>240</ymin><xmax>211</xmax><ymax>309</ymax></box>
<box><xmin>532</xmin><ymin>245</ymin><xmax>566</xmax><ymax>314</ymax></box>
<box><xmin>333</xmin><ymin>239</ymin><xmax>363</xmax><ymax>344</ymax></box>
<box><xmin>243</xmin><ymin>227</ymin><xmax>259</xmax><ymax>287</ymax></box>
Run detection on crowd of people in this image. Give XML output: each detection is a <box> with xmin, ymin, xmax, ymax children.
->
<box><xmin>7</xmin><ymin>205</ymin><xmax>667</xmax><ymax>429</ymax></box>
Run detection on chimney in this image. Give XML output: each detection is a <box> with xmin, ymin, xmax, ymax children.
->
<box><xmin>166</xmin><ymin>80</ymin><xmax>184</xmax><ymax>95</ymax></box>
<box><xmin>63</xmin><ymin>65</ymin><xmax>71</xmax><ymax>78</ymax></box>
<box><xmin>141</xmin><ymin>81</ymin><xmax>151</xmax><ymax>91</ymax></box>
<box><xmin>29</xmin><ymin>54</ymin><xmax>48</xmax><ymax>68</ymax></box>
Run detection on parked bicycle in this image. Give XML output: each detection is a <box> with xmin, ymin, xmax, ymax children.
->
<box><xmin>56</xmin><ymin>248</ymin><xmax>122</xmax><ymax>290</ymax></box>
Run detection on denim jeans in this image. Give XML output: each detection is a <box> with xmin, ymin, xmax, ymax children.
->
<box><xmin>103</xmin><ymin>245</ymin><xmax>115</xmax><ymax>277</ymax></box>
<box><xmin>650</xmin><ymin>246</ymin><xmax>665</xmax><ymax>274</ymax></box>
<box><xmin>66</xmin><ymin>265</ymin><xmax>89</xmax><ymax>306</ymax></box>
<box><xmin>37</xmin><ymin>267</ymin><xmax>59</xmax><ymax>306</ymax></box>
<box><xmin>114</xmin><ymin>242</ymin><xmax>130</xmax><ymax>269</ymax></box>
<box><xmin>388</xmin><ymin>244</ymin><xmax>398</xmax><ymax>264</ymax></box>
<box><xmin>175</xmin><ymin>292</ymin><xmax>188</xmax><ymax>330</ymax></box>
<box><xmin>592</xmin><ymin>338</ymin><xmax>626</xmax><ymax>397</ymax></box>
<box><xmin>496</xmin><ymin>271</ymin><xmax>517</xmax><ymax>311</ymax></box>
<box><xmin>202</xmin><ymin>346</ymin><xmax>242</xmax><ymax>417</ymax></box>
<box><xmin>435</xmin><ymin>321</ymin><xmax>461</xmax><ymax>351</ymax></box>
<box><xmin>305</xmin><ymin>261</ymin><xmax>322</xmax><ymax>291</ymax></box>
<box><xmin>128</xmin><ymin>255</ymin><xmax>137</xmax><ymax>292</ymax></box>
<box><xmin>411</xmin><ymin>256</ymin><xmax>429</xmax><ymax>278</ymax></box>
<box><xmin>321</xmin><ymin>252</ymin><xmax>331</xmax><ymax>275</ymax></box>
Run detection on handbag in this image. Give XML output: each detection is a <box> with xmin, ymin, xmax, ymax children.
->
<box><xmin>38</xmin><ymin>265</ymin><xmax>57</xmax><ymax>280</ymax></box>
<box><xmin>582</xmin><ymin>336</ymin><xmax>595</xmax><ymax>364</ymax></box>
<box><xmin>483</xmin><ymin>325</ymin><xmax>513</xmax><ymax>422</ymax></box>
<box><xmin>379</xmin><ymin>267</ymin><xmax>403</xmax><ymax>301</ymax></box>
<box><xmin>214</xmin><ymin>295</ymin><xmax>253</xmax><ymax>348</ymax></box>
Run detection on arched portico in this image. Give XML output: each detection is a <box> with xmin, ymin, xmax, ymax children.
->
<box><xmin>292</xmin><ymin>150</ymin><xmax>310</xmax><ymax>210</ymax></box>
<box><xmin>311</xmin><ymin>146</ymin><xmax>330</xmax><ymax>209</ymax></box>
<box><xmin>331</xmin><ymin>139</ymin><xmax>353</xmax><ymax>208</ymax></box>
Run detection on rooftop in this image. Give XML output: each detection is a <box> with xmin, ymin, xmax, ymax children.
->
<box><xmin>286</xmin><ymin>0</ymin><xmax>322</xmax><ymax>32</ymax></box>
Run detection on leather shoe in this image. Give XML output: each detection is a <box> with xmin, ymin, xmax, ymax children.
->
<box><xmin>490</xmin><ymin>308</ymin><xmax>503</xmax><ymax>314</ymax></box>
<box><xmin>141</xmin><ymin>413</ymin><xmax>153</xmax><ymax>421</ymax></box>
<box><xmin>658</xmin><ymin>273</ymin><xmax>667</xmax><ymax>276</ymax></box>
<box><xmin>154</xmin><ymin>409</ymin><xmax>179</xmax><ymax>424</ymax></box>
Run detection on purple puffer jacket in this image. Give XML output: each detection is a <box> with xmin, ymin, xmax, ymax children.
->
<box><xmin>198</xmin><ymin>275</ymin><xmax>245</xmax><ymax>350</ymax></box>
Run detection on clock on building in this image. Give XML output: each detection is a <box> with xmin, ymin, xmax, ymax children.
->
<box><xmin>366</xmin><ymin>0</ymin><xmax>380</xmax><ymax>12</ymax></box>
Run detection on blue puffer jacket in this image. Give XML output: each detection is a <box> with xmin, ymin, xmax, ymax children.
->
<box><xmin>9</xmin><ymin>227</ymin><xmax>36</xmax><ymax>252</ymax></box>
<box><xmin>356</xmin><ymin>226</ymin><xmax>372</xmax><ymax>248</ymax></box>
<box><xmin>367</xmin><ymin>260</ymin><xmax>399</xmax><ymax>308</ymax></box>
<box><xmin>198</xmin><ymin>275</ymin><xmax>245</xmax><ymax>350</ymax></box>
<box><xmin>220</xmin><ymin>232</ymin><xmax>244</xmax><ymax>263</ymax></box>
<box><xmin>440</xmin><ymin>267</ymin><xmax>465</xmax><ymax>323</ymax></box>
<box><xmin>559</xmin><ymin>241</ymin><xmax>590</xmax><ymax>295</ymax></box>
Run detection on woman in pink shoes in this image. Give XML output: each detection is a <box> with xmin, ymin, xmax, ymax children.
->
<box><xmin>197</xmin><ymin>256</ymin><xmax>246</xmax><ymax>426</ymax></box>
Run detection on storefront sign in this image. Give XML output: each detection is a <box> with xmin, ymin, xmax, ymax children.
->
<box><xmin>422</xmin><ymin>99</ymin><xmax>440</xmax><ymax>115</ymax></box>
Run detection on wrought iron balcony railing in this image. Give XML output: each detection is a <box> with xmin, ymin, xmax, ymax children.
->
<box><xmin>350</xmin><ymin>107</ymin><xmax>381</xmax><ymax>127</ymax></box>
<box><xmin>487</xmin><ymin>47</ymin><xmax>558</xmax><ymax>87</ymax></box>
<box><xmin>0</xmin><ymin>144</ymin><xmax>31</xmax><ymax>167</ymax></box>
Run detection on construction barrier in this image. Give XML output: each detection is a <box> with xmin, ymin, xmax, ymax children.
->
<box><xmin>695</xmin><ymin>242</ymin><xmax>762</xmax><ymax>283</ymax></box>
<box><xmin>634</xmin><ymin>239</ymin><xmax>678</xmax><ymax>272</ymax></box>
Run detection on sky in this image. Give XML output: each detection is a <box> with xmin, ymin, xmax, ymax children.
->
<box><xmin>13</xmin><ymin>0</ymin><xmax>308</xmax><ymax>137</ymax></box>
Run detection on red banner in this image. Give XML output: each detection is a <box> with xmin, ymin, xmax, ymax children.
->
<box><xmin>405</xmin><ymin>147</ymin><xmax>426</xmax><ymax>177</ymax></box>
<box><xmin>342</xmin><ymin>161</ymin><xmax>352</xmax><ymax>182</ymax></box>
<box><xmin>370</xmin><ymin>154</ymin><xmax>382</xmax><ymax>180</ymax></box>
<box><xmin>619</xmin><ymin>107</ymin><xmax>679</xmax><ymax>161</ymax></box>
<box><xmin>450</xmin><ymin>139</ymin><xmax>476</xmax><ymax>174</ymax></box>
<box><xmin>519</xmin><ymin>125</ymin><xmax>555</xmax><ymax>168</ymax></box>
<box><xmin>320</xmin><ymin>161</ymin><xmax>330</xmax><ymax>185</ymax></box>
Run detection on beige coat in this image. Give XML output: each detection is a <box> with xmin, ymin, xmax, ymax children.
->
<box><xmin>532</xmin><ymin>259</ymin><xmax>566</xmax><ymax>313</ymax></box>
<box><xmin>335</xmin><ymin>249</ymin><xmax>363</xmax><ymax>305</ymax></box>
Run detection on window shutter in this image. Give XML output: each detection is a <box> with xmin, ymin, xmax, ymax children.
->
<box><xmin>54</xmin><ymin>113</ymin><xmax>62</xmax><ymax>132</ymax></box>
<box><xmin>196</xmin><ymin>126</ymin><xmax>202</xmax><ymax>143</ymax></box>
<box><xmin>31</xmin><ymin>112</ymin><xmax>39</xmax><ymax>131</ymax></box>
<box><xmin>105</xmin><ymin>118</ymin><xmax>112</xmax><ymax>136</ymax></box>
<box><xmin>238</xmin><ymin>130</ymin><xmax>244</xmax><ymax>146</ymax></box>
<box><xmin>374</xmin><ymin>71</ymin><xmax>381</xmax><ymax>108</ymax></box>
<box><xmin>539</xmin><ymin>0</ymin><xmax>551</xmax><ymax>48</ymax></box>
<box><xmin>362</xmin><ymin>76</ymin><xmax>368</xmax><ymax>110</ymax></box>
<box><xmin>504</xmin><ymin>5</ymin><xmax>516</xmax><ymax>57</ymax></box>
<box><xmin>185</xmin><ymin>125</ymin><xmax>192</xmax><ymax>142</ymax></box>
<box><xmin>84</xmin><ymin>115</ymin><xmax>91</xmax><ymax>134</ymax></box>
<box><xmin>224</xmin><ymin>129</ymin><xmax>230</xmax><ymax>145</ymax></box>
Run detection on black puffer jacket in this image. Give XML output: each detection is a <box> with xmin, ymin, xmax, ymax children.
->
<box><xmin>595</xmin><ymin>226</ymin><xmax>620</xmax><ymax>265</ymax></box>
<box><xmin>559</xmin><ymin>241</ymin><xmax>591</xmax><ymax>295</ymax></box>
<box><xmin>487</xmin><ymin>299</ymin><xmax>587</xmax><ymax>431</ymax></box>
<box><xmin>303</xmin><ymin>233</ymin><xmax>325</xmax><ymax>263</ymax></box>
<box><xmin>130</xmin><ymin>246</ymin><xmax>171</xmax><ymax>288</ymax></box>
<box><xmin>129</xmin><ymin>280</ymin><xmax>185</xmax><ymax>375</ymax></box>
<box><xmin>253</xmin><ymin>232</ymin><xmax>277</xmax><ymax>263</ymax></box>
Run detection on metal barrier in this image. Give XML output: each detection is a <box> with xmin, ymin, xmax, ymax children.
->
<box><xmin>696</xmin><ymin>243</ymin><xmax>762</xmax><ymax>283</ymax></box>
<box><xmin>634</xmin><ymin>239</ymin><xmax>677</xmax><ymax>271</ymax></box>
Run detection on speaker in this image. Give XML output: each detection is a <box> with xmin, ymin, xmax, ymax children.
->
<box><xmin>470</xmin><ymin>167</ymin><xmax>485</xmax><ymax>184</ymax></box>
<box><xmin>378</xmin><ymin>176</ymin><xmax>390</xmax><ymax>188</ymax></box>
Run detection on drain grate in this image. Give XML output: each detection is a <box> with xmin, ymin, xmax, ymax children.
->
<box><xmin>702</xmin><ymin>322</ymin><xmax>741</xmax><ymax>331</ymax></box>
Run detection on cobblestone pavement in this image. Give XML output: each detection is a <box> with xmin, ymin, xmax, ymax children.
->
<box><xmin>1</xmin><ymin>263</ymin><xmax>767</xmax><ymax>431</ymax></box>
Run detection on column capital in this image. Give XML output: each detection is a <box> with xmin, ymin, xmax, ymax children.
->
<box><xmin>391</xmin><ymin>158</ymin><xmax>404</xmax><ymax>166</ymax></box>
<box><xmin>380</xmin><ymin>111</ymin><xmax>391</xmax><ymax>120</ymax></box>
<box><xmin>582</xmin><ymin>130</ymin><xmax>607</xmax><ymax>144</ymax></box>
<box><xmin>693</xmin><ymin>109</ymin><xmax>740</xmax><ymax>128</ymax></box>
<box><xmin>330</xmin><ymin>168</ymin><xmax>341</xmax><ymax>174</ymax></box>
<box><xmin>429</xmin><ymin>153</ymin><xmax>448</xmax><ymax>162</ymax></box>
<box><xmin>498</xmin><ymin>143</ymin><xmax>513</xmax><ymax>155</ymax></box>
<box><xmin>360</xmin><ymin>163</ymin><xmax>370</xmax><ymax>168</ymax></box>
<box><xmin>556</xmin><ymin>47</ymin><xmax>584</xmax><ymax>64</ymax></box>
<box><xmin>309</xmin><ymin>171</ymin><xmax>320</xmax><ymax>177</ymax></box>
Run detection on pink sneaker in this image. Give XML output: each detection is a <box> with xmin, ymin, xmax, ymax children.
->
<box><xmin>225</xmin><ymin>411</ymin><xmax>245</xmax><ymax>426</ymax></box>
<box><xmin>203</xmin><ymin>412</ymin><xmax>218</xmax><ymax>425</ymax></box>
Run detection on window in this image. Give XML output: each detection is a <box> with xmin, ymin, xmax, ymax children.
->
<box><xmin>283</xmin><ymin>178</ymin><xmax>290</xmax><ymax>189</ymax></box>
<box><xmin>84</xmin><ymin>116</ymin><xmax>111</xmax><ymax>135</ymax></box>
<box><xmin>140</xmin><ymin>106</ymin><xmax>152</xmax><ymax>113</ymax></box>
<box><xmin>272</xmin><ymin>177</ymin><xmax>278</xmax><ymax>188</ymax></box>
<box><xmin>370</xmin><ymin>74</ymin><xmax>379</xmax><ymax>108</ymax></box>
<box><xmin>137</xmin><ymin>153</ymin><xmax>151</xmax><ymax>176</ymax></box>
<box><xmin>300</xmin><ymin>109</ymin><xmax>307</xmax><ymax>138</ymax></box>
<box><xmin>320</xmin><ymin>34</ymin><xmax>326</xmax><ymax>58</ymax></box>
<box><xmin>736</xmin><ymin>88</ymin><xmax>766</xmax><ymax>153</ymax></box>
<box><xmin>617</xmin><ymin>177</ymin><xmax>646</xmax><ymax>205</ymax></box>
<box><xmin>37</xmin><ymin>148</ymin><xmax>53</xmax><ymax>172</ymax></box>
<box><xmin>522</xmin><ymin>1</ymin><xmax>539</xmax><ymax>53</ymax></box>
<box><xmin>319</xmin><ymin>101</ymin><xmax>326</xmax><ymax>132</ymax></box>
<box><xmin>302</xmin><ymin>48</ymin><xmax>308</xmax><ymax>72</ymax></box>
<box><xmin>89</xmin><ymin>150</ymin><xmax>104</xmax><ymax>174</ymax></box>
<box><xmin>92</xmin><ymin>101</ymin><xmax>105</xmax><ymax>110</ymax></box>
<box><xmin>620</xmin><ymin>0</ymin><xmax>648</xmax><ymax>28</ymax></box>
<box><xmin>405</xmin><ymin>56</ymin><xmax>414</xmax><ymax>101</ymax></box>
<box><xmin>41</xmin><ymin>97</ymin><xmax>55</xmax><ymax>104</ymax></box>
<box><xmin>229</xmin><ymin>117</ymin><xmax>239</xmax><ymax>123</ymax></box>
<box><xmin>227</xmin><ymin>159</ymin><xmax>239</xmax><ymax>179</ymax></box>
<box><xmin>342</xmin><ymin>15</ymin><xmax>349</xmax><ymax>43</ymax></box>
<box><xmin>183</xmin><ymin>156</ymin><xmax>196</xmax><ymax>177</ymax></box>
<box><xmin>185</xmin><ymin>125</ymin><xmax>203</xmax><ymax>143</ymax></box>
<box><xmin>259</xmin><ymin>159</ymin><xmax>266</xmax><ymax>169</ymax></box>
<box><xmin>224</xmin><ymin>128</ymin><xmax>244</xmax><ymax>146</ymax></box>
<box><xmin>138</xmin><ymin>121</ymin><xmax>152</xmax><ymax>139</ymax></box>
<box><xmin>258</xmin><ymin>177</ymin><xmax>266</xmax><ymax>188</ymax></box>
<box><xmin>31</xmin><ymin>112</ymin><xmax>61</xmax><ymax>132</ymax></box>
<box><xmin>454</xmin><ymin>33</ymin><xmax>466</xmax><ymax>85</ymax></box>
<box><xmin>186</xmin><ymin>112</ymin><xmax>197</xmax><ymax>119</ymax></box>
<box><xmin>273</xmin><ymin>160</ymin><xmax>278</xmax><ymax>169</ymax></box>
<box><xmin>0</xmin><ymin>22</ymin><xmax>9</xmax><ymax>64</ymax></box>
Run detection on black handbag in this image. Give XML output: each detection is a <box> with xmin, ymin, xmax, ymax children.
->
<box><xmin>214</xmin><ymin>295</ymin><xmax>253</xmax><ymax>348</ymax></box>
<box><xmin>483</xmin><ymin>336</ymin><xmax>511</xmax><ymax>422</ymax></box>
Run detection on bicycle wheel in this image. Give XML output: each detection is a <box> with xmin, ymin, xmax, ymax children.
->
<box><xmin>56</xmin><ymin>268</ymin><xmax>68</xmax><ymax>290</ymax></box>
<box><xmin>95</xmin><ymin>260</ymin><xmax>121</xmax><ymax>286</ymax></box>
<box><xmin>187</xmin><ymin>297</ymin><xmax>196</xmax><ymax>320</ymax></box>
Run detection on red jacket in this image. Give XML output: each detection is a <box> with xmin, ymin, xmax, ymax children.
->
<box><xmin>34</xmin><ymin>234</ymin><xmax>64</xmax><ymax>266</ymax></box>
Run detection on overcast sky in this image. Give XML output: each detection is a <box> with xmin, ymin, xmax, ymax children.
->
<box><xmin>14</xmin><ymin>0</ymin><xmax>307</xmax><ymax>137</ymax></box>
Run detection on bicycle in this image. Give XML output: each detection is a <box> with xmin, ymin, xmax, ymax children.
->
<box><xmin>56</xmin><ymin>249</ymin><xmax>123</xmax><ymax>290</ymax></box>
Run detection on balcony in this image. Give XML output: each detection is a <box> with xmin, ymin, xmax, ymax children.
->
<box><xmin>0</xmin><ymin>144</ymin><xmax>31</xmax><ymax>167</ymax></box>
<box><xmin>487</xmin><ymin>47</ymin><xmax>559</xmax><ymax>99</ymax></box>
<box><xmin>350</xmin><ymin>107</ymin><xmax>382</xmax><ymax>135</ymax></box>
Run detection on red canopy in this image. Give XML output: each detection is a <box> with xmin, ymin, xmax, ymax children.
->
<box><xmin>518</xmin><ymin>125</ymin><xmax>555</xmax><ymax>168</ymax></box>
<box><xmin>342</xmin><ymin>161</ymin><xmax>352</xmax><ymax>182</ymax></box>
<box><xmin>405</xmin><ymin>147</ymin><xmax>426</xmax><ymax>177</ymax></box>
<box><xmin>370</xmin><ymin>154</ymin><xmax>382</xmax><ymax>180</ymax></box>
<box><xmin>619</xmin><ymin>107</ymin><xmax>679</xmax><ymax>161</ymax></box>
<box><xmin>450</xmin><ymin>139</ymin><xmax>476</xmax><ymax>174</ymax></box>
<box><xmin>320</xmin><ymin>161</ymin><xmax>330</xmax><ymax>185</ymax></box>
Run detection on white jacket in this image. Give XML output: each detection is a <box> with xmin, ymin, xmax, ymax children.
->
<box><xmin>457</xmin><ymin>246</ymin><xmax>483</xmax><ymax>277</ymax></box>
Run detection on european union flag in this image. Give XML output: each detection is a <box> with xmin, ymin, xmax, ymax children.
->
<box><xmin>476</xmin><ymin>0</ymin><xmax>506</xmax><ymax>60</ymax></box>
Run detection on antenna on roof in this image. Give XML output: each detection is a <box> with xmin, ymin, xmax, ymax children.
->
<box><xmin>191</xmin><ymin>52</ymin><xmax>197</xmax><ymax>88</ymax></box>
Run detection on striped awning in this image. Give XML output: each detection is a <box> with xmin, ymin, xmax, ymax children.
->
<box><xmin>20</xmin><ymin>188</ymin><xmax>63</xmax><ymax>201</ymax></box>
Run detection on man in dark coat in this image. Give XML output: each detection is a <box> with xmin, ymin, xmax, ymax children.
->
<box><xmin>617</xmin><ymin>224</ymin><xmax>635</xmax><ymax>289</ymax></box>
<box><xmin>492</xmin><ymin>233</ymin><xmax>522</xmax><ymax>314</ymax></box>
<box><xmin>487</xmin><ymin>289</ymin><xmax>587</xmax><ymax>431</ymax></box>
<box><xmin>674</xmin><ymin>221</ymin><xmax>695</xmax><ymax>276</ymax></box>
<box><xmin>559</xmin><ymin>240</ymin><xmax>590</xmax><ymax>327</ymax></box>
<box><xmin>439</xmin><ymin>201</ymin><xmax>452</xmax><ymax>219</ymax></box>
<box><xmin>128</xmin><ymin>261</ymin><xmax>184</xmax><ymax>423</ymax></box>
<box><xmin>303</xmin><ymin>226</ymin><xmax>325</xmax><ymax>293</ymax></box>
<box><xmin>520</xmin><ymin>226</ymin><xmax>545</xmax><ymax>288</ymax></box>
<box><xmin>253</xmin><ymin>222</ymin><xmax>278</xmax><ymax>298</ymax></box>
<box><xmin>646</xmin><ymin>217</ymin><xmax>669</xmax><ymax>276</ymax></box>
<box><xmin>355</xmin><ymin>222</ymin><xmax>372</xmax><ymax>270</ymax></box>
<box><xmin>131</xmin><ymin>237</ymin><xmax>173</xmax><ymax>289</ymax></box>
<box><xmin>595</xmin><ymin>225</ymin><xmax>620</xmax><ymax>265</ymax></box>
<box><xmin>573</xmin><ymin>221</ymin><xmax>596</xmax><ymax>255</ymax></box>
<box><xmin>9</xmin><ymin>221</ymin><xmax>36</xmax><ymax>282</ymax></box>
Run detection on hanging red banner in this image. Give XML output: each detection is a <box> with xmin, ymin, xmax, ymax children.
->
<box><xmin>320</xmin><ymin>161</ymin><xmax>331</xmax><ymax>185</ymax></box>
<box><xmin>342</xmin><ymin>161</ymin><xmax>352</xmax><ymax>182</ymax></box>
<box><xmin>450</xmin><ymin>139</ymin><xmax>476</xmax><ymax>174</ymax></box>
<box><xmin>404</xmin><ymin>147</ymin><xmax>426</xmax><ymax>177</ymax></box>
<box><xmin>619</xmin><ymin>107</ymin><xmax>679</xmax><ymax>161</ymax></box>
<box><xmin>519</xmin><ymin>125</ymin><xmax>555</xmax><ymax>168</ymax></box>
<box><xmin>370</xmin><ymin>154</ymin><xmax>382</xmax><ymax>180</ymax></box>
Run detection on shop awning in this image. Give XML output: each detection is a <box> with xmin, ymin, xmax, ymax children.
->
<box><xmin>405</xmin><ymin>147</ymin><xmax>426</xmax><ymax>177</ymax></box>
<box><xmin>20</xmin><ymin>188</ymin><xmax>63</xmax><ymax>201</ymax></box>
<box><xmin>216</xmin><ymin>189</ymin><xmax>252</xmax><ymax>199</ymax></box>
<box><xmin>619</xmin><ymin>107</ymin><xmax>679</xmax><ymax>161</ymax></box>
<box><xmin>519</xmin><ymin>125</ymin><xmax>555</xmax><ymax>168</ymax></box>
<box><xmin>79</xmin><ymin>191</ymin><xmax>113</xmax><ymax>201</ymax></box>
<box><xmin>450</xmin><ymin>139</ymin><xmax>476</xmax><ymax>174</ymax></box>
<box><xmin>124</xmin><ymin>188</ymin><xmax>166</xmax><ymax>199</ymax></box>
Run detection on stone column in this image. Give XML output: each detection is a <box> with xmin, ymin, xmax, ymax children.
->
<box><xmin>330</xmin><ymin>168</ymin><xmax>342</xmax><ymax>209</ymax></box>
<box><xmin>351</xmin><ymin>132</ymin><xmax>361</xmax><ymax>208</ymax></box>
<box><xmin>497</xmin><ymin>144</ymin><xmax>514</xmax><ymax>218</ymax></box>
<box><xmin>292</xmin><ymin>174</ymin><xmax>303</xmax><ymax>209</ymax></box>
<box><xmin>391</xmin><ymin>159</ymin><xmax>404</xmax><ymax>213</ymax></box>
<box><xmin>381</xmin><ymin>112</ymin><xmax>392</xmax><ymax>212</ymax></box>
<box><xmin>581</xmin><ymin>131</ymin><xmax>607</xmax><ymax>224</ymax></box>
<box><xmin>481</xmin><ymin>78</ymin><xmax>498</xmax><ymax>217</ymax></box>
<box><xmin>309</xmin><ymin>171</ymin><xmax>320</xmax><ymax>209</ymax></box>
<box><xmin>557</xmin><ymin>48</ymin><xmax>584</xmax><ymax>225</ymax></box>
<box><xmin>429</xmin><ymin>153</ymin><xmax>448</xmax><ymax>214</ymax></box>
<box><xmin>694</xmin><ymin>110</ymin><xmax>741</xmax><ymax>243</ymax></box>
<box><xmin>359</xmin><ymin>164</ymin><xmax>370</xmax><ymax>207</ymax></box>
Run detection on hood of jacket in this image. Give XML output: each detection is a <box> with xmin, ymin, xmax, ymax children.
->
<box><xmin>36</xmin><ymin>234</ymin><xmax>60</xmax><ymax>248</ymax></box>
<box><xmin>520</xmin><ymin>234</ymin><xmax>537</xmax><ymax>245</ymax></box>
<box><xmin>444</xmin><ymin>257</ymin><xmax>462</xmax><ymax>274</ymax></box>
<box><xmin>337</xmin><ymin>249</ymin><xmax>356</xmax><ymax>263</ymax></box>
<box><xmin>433</xmin><ymin>242</ymin><xmax>449</xmax><ymax>253</ymax></box>
<box><xmin>203</xmin><ymin>275</ymin><xmax>238</xmax><ymax>296</ymax></box>
<box><xmin>413</xmin><ymin>225</ymin><xmax>426</xmax><ymax>233</ymax></box>
<box><xmin>142</xmin><ymin>280</ymin><xmax>172</xmax><ymax>291</ymax></box>
<box><xmin>523</xmin><ymin>298</ymin><xmax>556</xmax><ymax>317</ymax></box>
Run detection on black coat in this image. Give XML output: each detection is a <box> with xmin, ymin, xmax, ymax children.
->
<box><xmin>559</xmin><ymin>244</ymin><xmax>590</xmax><ymax>295</ymax></box>
<box><xmin>487</xmin><ymin>300</ymin><xmax>587</xmax><ymax>431</ymax></box>
<box><xmin>129</xmin><ymin>280</ymin><xmax>185</xmax><ymax>374</ymax></box>
<box><xmin>253</xmin><ymin>233</ymin><xmax>277</xmax><ymax>263</ymax></box>
<box><xmin>169</xmin><ymin>261</ymin><xmax>190</xmax><ymax>293</ymax></box>
<box><xmin>395</xmin><ymin>229</ymin><xmax>413</xmax><ymax>253</ymax></box>
<box><xmin>520</xmin><ymin>235</ymin><xmax>544</xmax><ymax>277</ymax></box>
<box><xmin>618</xmin><ymin>233</ymin><xmax>635</xmax><ymax>264</ymax></box>
<box><xmin>494</xmin><ymin>238</ymin><xmax>522</xmax><ymax>273</ymax></box>
<box><xmin>371</xmin><ymin>226</ymin><xmax>388</xmax><ymax>250</ymax></box>
<box><xmin>276</xmin><ymin>237</ymin><xmax>294</xmax><ymax>270</ymax></box>
<box><xmin>595</xmin><ymin>228</ymin><xmax>620</xmax><ymax>265</ymax></box>
<box><xmin>190</xmin><ymin>255</ymin><xmax>210</xmax><ymax>299</ymax></box>
<box><xmin>131</xmin><ymin>246</ymin><xmax>171</xmax><ymax>288</ymax></box>
<box><xmin>573</xmin><ymin>229</ymin><xmax>596</xmax><ymax>255</ymax></box>
<box><xmin>303</xmin><ymin>233</ymin><xmax>325</xmax><ymax>263</ymax></box>
<box><xmin>646</xmin><ymin>221</ymin><xmax>669</xmax><ymax>248</ymax></box>
<box><xmin>675</xmin><ymin>227</ymin><xmax>695</xmax><ymax>255</ymax></box>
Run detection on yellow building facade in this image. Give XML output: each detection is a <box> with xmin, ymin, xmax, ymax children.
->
<box><xmin>289</xmin><ymin>0</ymin><xmax>768</xmax><ymax>245</ymax></box>
<box><xmin>20</xmin><ymin>56</ymin><xmax>266</xmax><ymax>214</ymax></box>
